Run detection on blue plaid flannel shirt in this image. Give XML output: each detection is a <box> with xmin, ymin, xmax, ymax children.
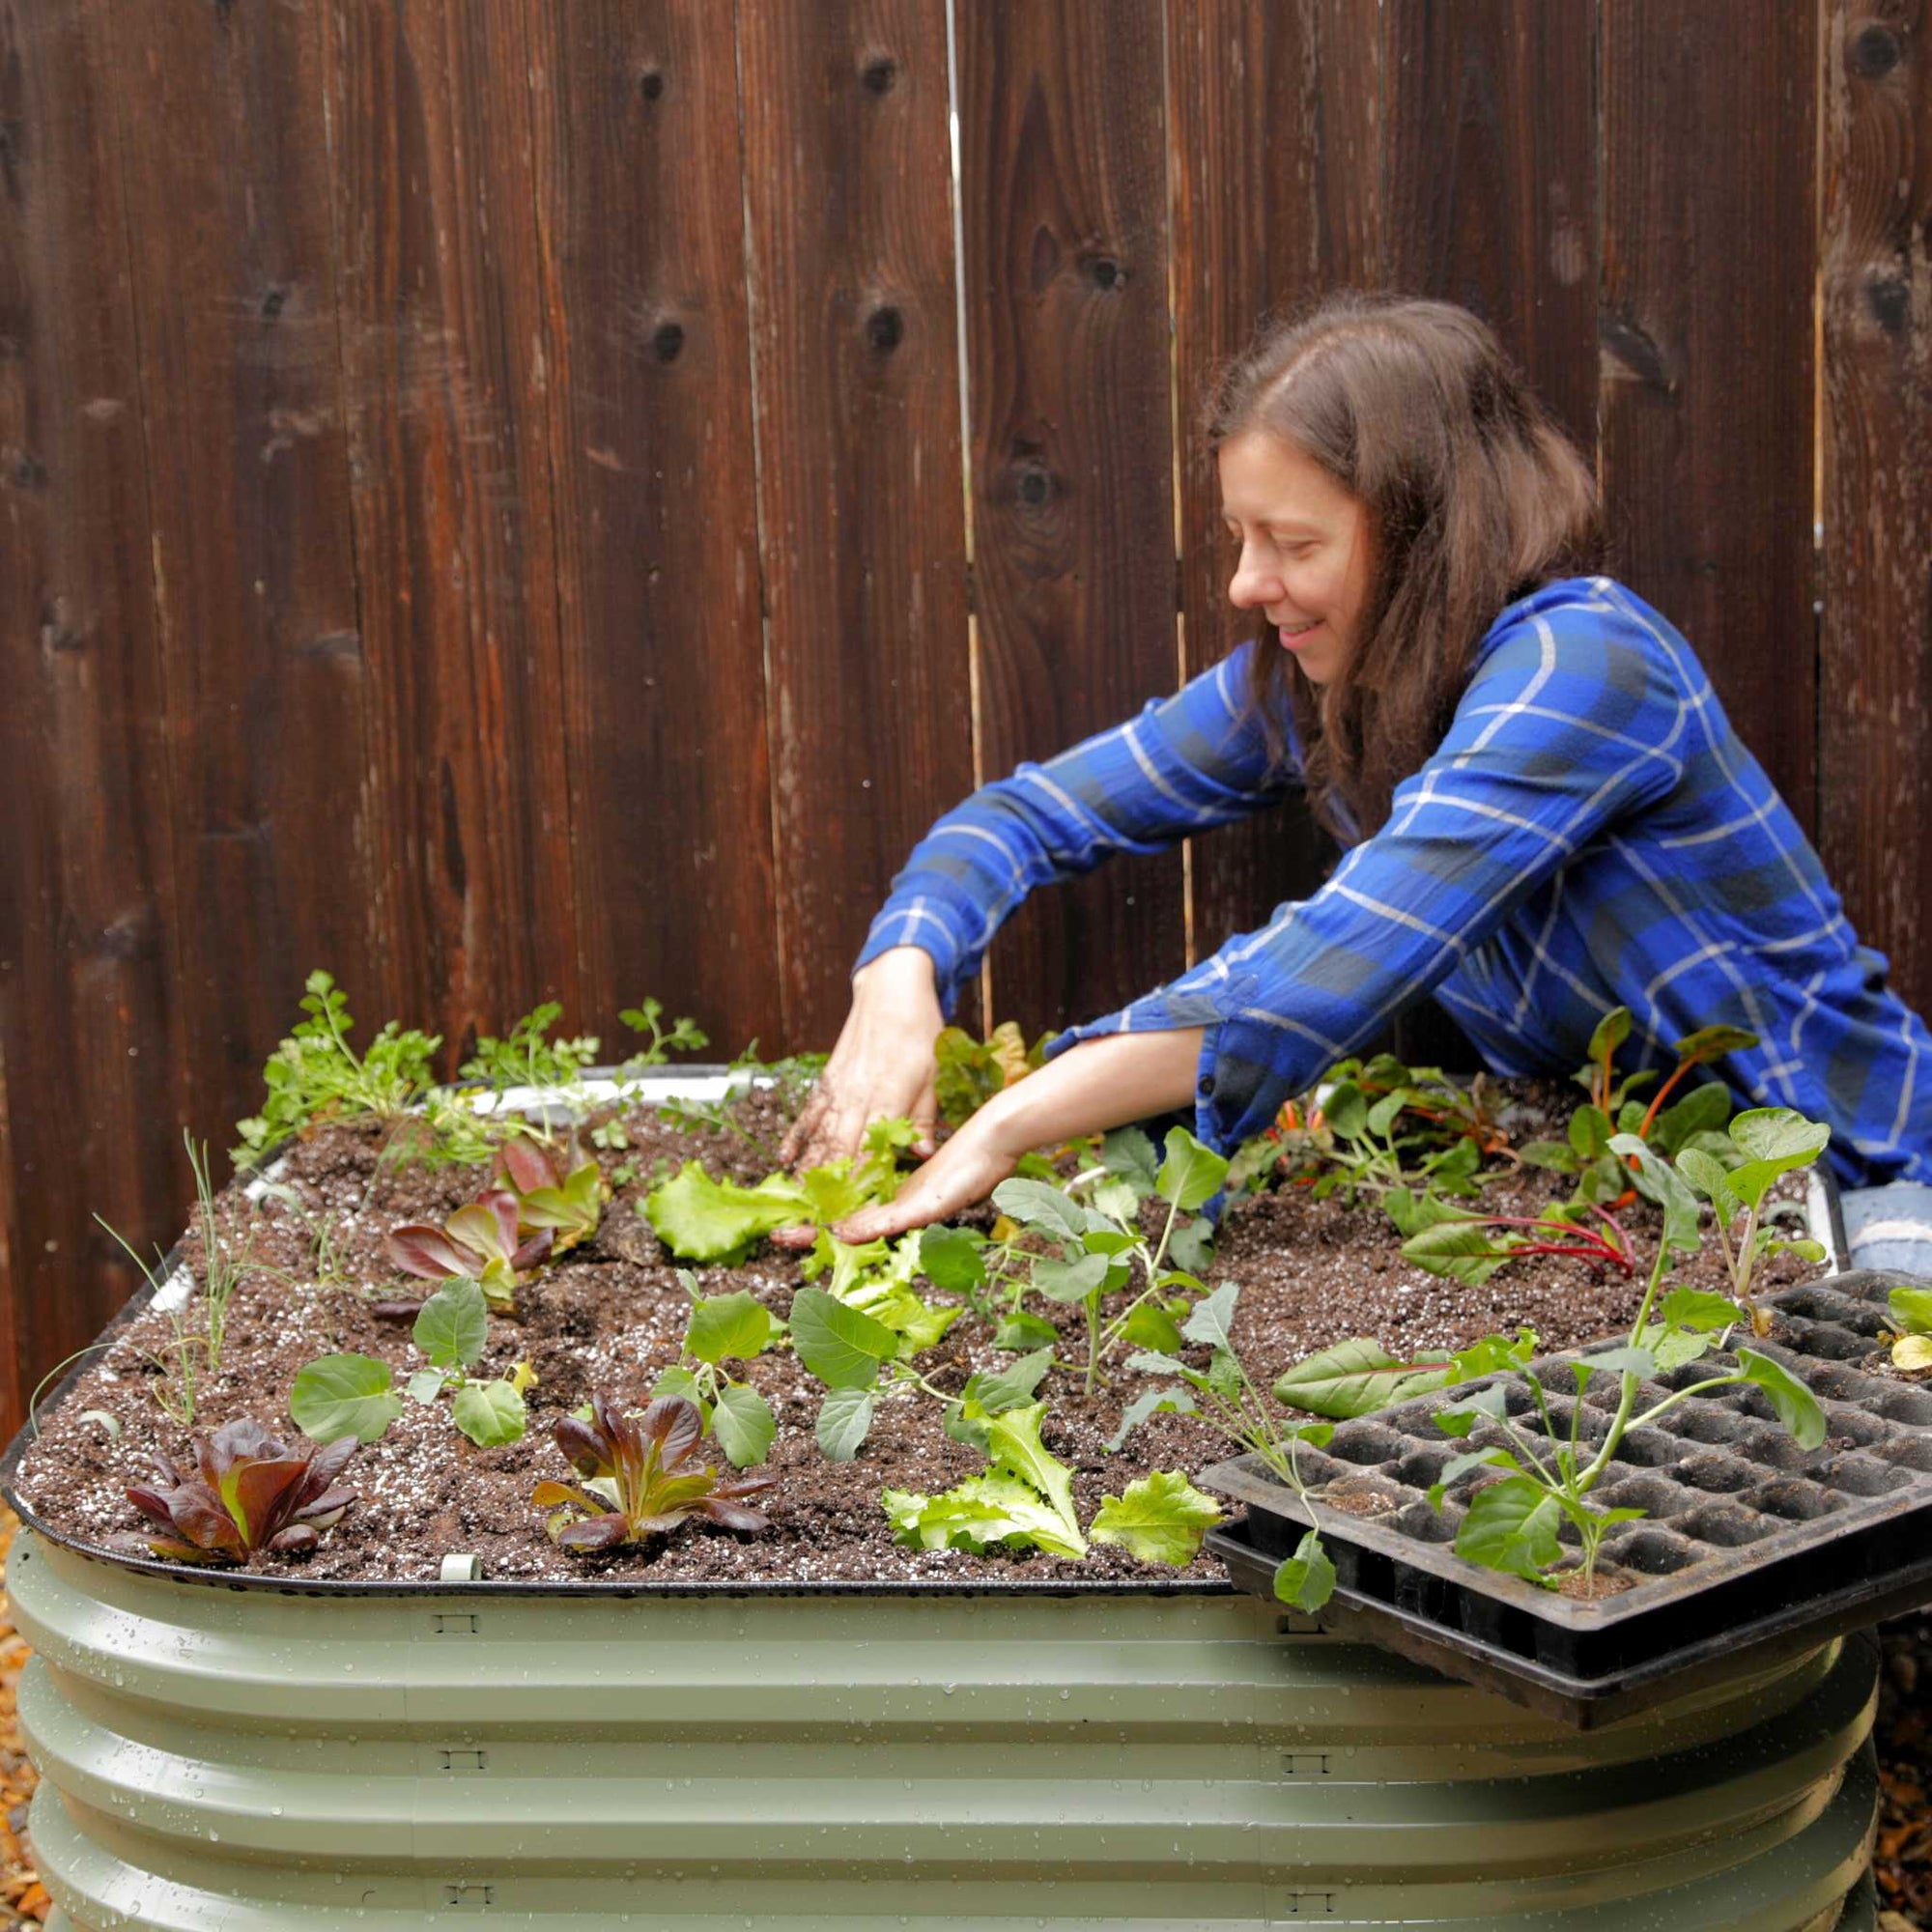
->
<box><xmin>856</xmin><ymin>577</ymin><xmax>1932</xmax><ymax>1190</ymax></box>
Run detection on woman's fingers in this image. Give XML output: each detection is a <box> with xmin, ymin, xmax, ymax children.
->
<box><xmin>910</xmin><ymin>1068</ymin><xmax>940</xmax><ymax>1159</ymax></box>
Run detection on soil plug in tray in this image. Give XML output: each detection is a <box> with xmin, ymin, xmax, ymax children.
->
<box><xmin>1205</xmin><ymin>1266</ymin><xmax>1932</xmax><ymax>1728</ymax></box>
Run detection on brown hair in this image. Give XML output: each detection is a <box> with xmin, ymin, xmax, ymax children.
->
<box><xmin>1203</xmin><ymin>293</ymin><xmax>1605</xmax><ymax>840</ymax></box>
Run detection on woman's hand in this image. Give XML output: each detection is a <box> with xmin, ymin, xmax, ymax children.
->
<box><xmin>780</xmin><ymin>946</ymin><xmax>946</xmax><ymax>1170</ymax></box>
<box><xmin>829</xmin><ymin>1102</ymin><xmax>1026</xmax><ymax>1244</ymax></box>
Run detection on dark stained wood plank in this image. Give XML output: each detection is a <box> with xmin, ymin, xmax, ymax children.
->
<box><xmin>321</xmin><ymin>0</ymin><xmax>580</xmax><ymax>1060</ymax></box>
<box><xmin>1600</xmin><ymin>0</ymin><xmax>1819</xmax><ymax>832</ymax></box>
<box><xmin>99</xmin><ymin>0</ymin><xmax>383</xmax><ymax>1141</ymax></box>
<box><xmin>734</xmin><ymin>0</ymin><xmax>975</xmax><ymax>1050</ymax></box>
<box><xmin>1820</xmin><ymin>0</ymin><xmax>1932</xmax><ymax>1017</ymax></box>
<box><xmin>1167</xmin><ymin>0</ymin><xmax>1379</xmax><ymax>971</ymax></box>
<box><xmin>956</xmin><ymin>0</ymin><xmax>1183</xmax><ymax>1036</ymax></box>
<box><xmin>526</xmin><ymin>2</ymin><xmax>785</xmax><ymax>1060</ymax></box>
<box><xmin>1383</xmin><ymin>0</ymin><xmax>1599</xmax><ymax>460</ymax></box>
<box><xmin>0</xmin><ymin>0</ymin><xmax>186</xmax><ymax>1442</ymax></box>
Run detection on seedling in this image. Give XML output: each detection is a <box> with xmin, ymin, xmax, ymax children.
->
<box><xmin>493</xmin><ymin>1130</ymin><xmax>605</xmax><ymax>1255</ymax></box>
<box><xmin>933</xmin><ymin>1019</ymin><xmax>1052</xmax><ymax>1126</ymax></box>
<box><xmin>399</xmin><ymin>1279</ymin><xmax>536</xmax><ymax>1445</ymax></box>
<box><xmin>535</xmin><ymin>1393</ymin><xmax>773</xmax><ymax>1550</ymax></box>
<box><xmin>119</xmin><ymin>1418</ymin><xmax>358</xmax><ymax>1563</ymax></box>
<box><xmin>1887</xmin><ymin>1286</ymin><xmax>1932</xmax><ymax>1372</ymax></box>
<box><xmin>1669</xmin><ymin>1109</ymin><xmax>1831</xmax><ymax>1333</ymax></box>
<box><xmin>459</xmin><ymin>1002</ymin><xmax>603</xmax><ymax>1101</ymax></box>
<box><xmin>1390</xmin><ymin>1189</ymin><xmax>1634</xmax><ymax>1286</ymax></box>
<box><xmin>384</xmin><ymin>1187</ymin><xmax>554</xmax><ymax>1309</ymax></box>
<box><xmin>651</xmin><ymin>1271</ymin><xmax>781</xmax><ymax>1467</ymax></box>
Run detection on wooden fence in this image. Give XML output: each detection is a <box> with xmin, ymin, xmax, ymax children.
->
<box><xmin>1</xmin><ymin>0</ymin><xmax>1927</xmax><ymax>1445</ymax></box>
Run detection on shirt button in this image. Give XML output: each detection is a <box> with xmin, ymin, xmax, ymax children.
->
<box><xmin>1197</xmin><ymin>1076</ymin><xmax>1215</xmax><ymax>1099</ymax></box>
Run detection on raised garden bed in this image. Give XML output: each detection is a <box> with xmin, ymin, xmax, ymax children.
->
<box><xmin>0</xmin><ymin>996</ymin><xmax>1903</xmax><ymax>1925</ymax></box>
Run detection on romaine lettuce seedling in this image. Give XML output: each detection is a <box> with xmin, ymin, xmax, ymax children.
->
<box><xmin>119</xmin><ymin>1418</ymin><xmax>358</xmax><ymax>1563</ymax></box>
<box><xmin>384</xmin><ymin>1187</ymin><xmax>553</xmax><ymax>1309</ymax></box>
<box><xmin>535</xmin><ymin>1393</ymin><xmax>773</xmax><ymax>1550</ymax></box>
<box><xmin>493</xmin><ymin>1130</ymin><xmax>605</xmax><ymax>1255</ymax></box>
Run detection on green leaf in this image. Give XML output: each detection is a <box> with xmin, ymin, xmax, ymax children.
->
<box><xmin>1101</xmin><ymin>1124</ymin><xmax>1160</xmax><ymax>1196</ymax></box>
<box><xmin>965</xmin><ymin>1346</ymin><xmax>1056</xmax><ymax>1415</ymax></box>
<box><xmin>1032</xmin><ymin>1250</ymin><xmax>1110</xmax><ymax>1304</ymax></box>
<box><xmin>883</xmin><ymin>1474</ymin><xmax>1083</xmax><ymax>1557</ymax></box>
<box><xmin>1155</xmin><ymin>1127</ymin><xmax>1229</xmax><ymax>1211</ymax></box>
<box><xmin>1659</xmin><ymin>1286</ymin><xmax>1749</xmax><ymax>1333</ymax></box>
<box><xmin>1454</xmin><ymin>1475</ymin><xmax>1565</xmax><ymax>1581</ymax></box>
<box><xmin>1400</xmin><ymin>1220</ymin><xmax>1518</xmax><ymax>1286</ymax></box>
<box><xmin>1586</xmin><ymin>1008</ymin><xmax>1632</xmax><ymax>1065</ymax></box>
<box><xmin>710</xmin><ymin>1382</ymin><xmax>777</xmax><ymax>1467</ymax></box>
<box><xmin>644</xmin><ymin>1162</ymin><xmax>803</xmax><ymax>1262</ymax></box>
<box><xmin>1271</xmin><ymin>1530</ymin><xmax>1337</xmax><ymax>1612</ymax></box>
<box><xmin>1121</xmin><ymin>1301</ymin><xmax>1185</xmax><ymax>1355</ymax></box>
<box><xmin>1568</xmin><ymin>1105</ymin><xmax>1612</xmax><ymax>1161</ymax></box>
<box><xmin>1105</xmin><ymin>1383</ymin><xmax>1199</xmax><ymax>1452</ymax></box>
<box><xmin>1728</xmin><ymin>1107</ymin><xmax>1832</xmax><ymax>1171</ymax></box>
<box><xmin>1449</xmin><ymin>1328</ymin><xmax>1540</xmax><ymax>1378</ymax></box>
<box><xmin>1651</xmin><ymin>1081</ymin><xmax>1733</xmax><ymax>1154</ymax></box>
<box><xmin>290</xmin><ymin>1353</ymin><xmax>403</xmax><ymax>1444</ymax></box>
<box><xmin>1608</xmin><ymin>1133</ymin><xmax>1702</xmax><ymax>1255</ymax></box>
<box><xmin>994</xmin><ymin>1311</ymin><xmax>1061</xmax><ymax>1351</ymax></box>
<box><xmin>1322</xmin><ymin>1083</ymin><xmax>1368</xmax><ymax>1141</ymax></box>
<box><xmin>1181</xmin><ymin>1281</ymin><xmax>1239</xmax><ymax>1354</ymax></box>
<box><xmin>1672</xmin><ymin>1023</ymin><xmax>1757</xmax><ymax>1065</ymax></box>
<box><xmin>1433</xmin><ymin>1383</ymin><xmax>1512</xmax><ymax>1436</ymax></box>
<box><xmin>1889</xmin><ymin>1287</ymin><xmax>1932</xmax><ymax>1338</ymax></box>
<box><xmin>406</xmin><ymin>1368</ymin><xmax>446</xmax><ymax>1406</ymax></box>
<box><xmin>1574</xmin><ymin>1345</ymin><xmax>1657</xmax><ymax>1383</ymax></box>
<box><xmin>990</xmin><ymin>1178</ymin><xmax>1088</xmax><ymax>1242</ymax></box>
<box><xmin>451</xmin><ymin>1378</ymin><xmax>526</xmax><ymax>1447</ymax></box>
<box><xmin>815</xmin><ymin>1386</ymin><xmax>876</xmax><ymax>1461</ymax></box>
<box><xmin>651</xmin><ymin>1363</ymin><xmax>708</xmax><ymax>1419</ymax></box>
<box><xmin>1168</xmin><ymin>1214</ymin><xmax>1215</xmax><ymax>1276</ymax></box>
<box><xmin>1676</xmin><ymin>1147</ymin><xmax>1741</xmax><ymax>1220</ymax></box>
<box><xmin>788</xmin><ymin>1288</ymin><xmax>896</xmax><ymax>1390</ymax></box>
<box><xmin>1424</xmin><ymin>1445</ymin><xmax>1516</xmax><ymax>1508</ymax></box>
<box><xmin>1518</xmin><ymin>1139</ymin><xmax>1580</xmax><ymax>1173</ymax></box>
<box><xmin>917</xmin><ymin>1225</ymin><xmax>987</xmax><ymax>1294</ymax></box>
<box><xmin>1735</xmin><ymin>1349</ymin><xmax>1827</xmax><ymax>1450</ymax></box>
<box><xmin>412</xmin><ymin>1279</ymin><xmax>488</xmax><ymax>1372</ymax></box>
<box><xmin>985</xmin><ymin>1403</ymin><xmax>1086</xmax><ymax>1555</ymax></box>
<box><xmin>1090</xmin><ymin>1470</ymin><xmax>1221</xmax><ymax>1566</ymax></box>
<box><xmin>1273</xmin><ymin>1338</ymin><xmax>1453</xmax><ymax>1419</ymax></box>
<box><xmin>687</xmin><ymin>1290</ymin><xmax>778</xmax><ymax>1367</ymax></box>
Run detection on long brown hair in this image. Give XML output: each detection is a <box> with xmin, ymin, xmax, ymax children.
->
<box><xmin>1203</xmin><ymin>294</ymin><xmax>1605</xmax><ymax>840</ymax></box>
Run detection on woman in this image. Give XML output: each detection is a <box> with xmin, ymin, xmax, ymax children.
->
<box><xmin>782</xmin><ymin>294</ymin><xmax>1932</xmax><ymax>1269</ymax></box>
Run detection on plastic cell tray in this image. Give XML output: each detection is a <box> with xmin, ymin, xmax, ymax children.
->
<box><xmin>1205</xmin><ymin>1266</ymin><xmax>1932</xmax><ymax>1726</ymax></box>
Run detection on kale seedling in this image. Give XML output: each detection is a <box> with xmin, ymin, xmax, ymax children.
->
<box><xmin>119</xmin><ymin>1418</ymin><xmax>358</xmax><ymax>1563</ymax></box>
<box><xmin>1671</xmin><ymin>1108</ymin><xmax>1830</xmax><ymax>1333</ymax></box>
<box><xmin>384</xmin><ymin>1186</ymin><xmax>554</xmax><ymax>1310</ymax></box>
<box><xmin>651</xmin><ymin>1270</ymin><xmax>782</xmax><ymax>1467</ymax></box>
<box><xmin>399</xmin><ymin>1279</ymin><xmax>537</xmax><ymax>1445</ymax></box>
<box><xmin>535</xmin><ymin>1393</ymin><xmax>773</xmax><ymax>1551</ymax></box>
<box><xmin>232</xmin><ymin>970</ymin><xmax>442</xmax><ymax>1166</ymax></box>
<box><xmin>973</xmin><ymin>1124</ymin><xmax>1225</xmax><ymax>1395</ymax></box>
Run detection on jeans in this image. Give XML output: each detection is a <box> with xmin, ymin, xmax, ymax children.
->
<box><xmin>1840</xmin><ymin>1179</ymin><xmax>1932</xmax><ymax>1281</ymax></box>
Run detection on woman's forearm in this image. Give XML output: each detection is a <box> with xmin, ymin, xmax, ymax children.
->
<box><xmin>979</xmin><ymin>1028</ymin><xmax>1207</xmax><ymax>1157</ymax></box>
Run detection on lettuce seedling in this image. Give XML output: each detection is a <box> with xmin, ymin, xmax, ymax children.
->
<box><xmin>534</xmin><ymin>1393</ymin><xmax>774</xmax><ymax>1550</ymax></box>
<box><xmin>384</xmin><ymin>1187</ymin><xmax>553</xmax><ymax>1309</ymax></box>
<box><xmin>651</xmin><ymin>1272</ymin><xmax>781</xmax><ymax>1467</ymax></box>
<box><xmin>883</xmin><ymin>1401</ymin><xmax>1088</xmax><ymax>1557</ymax></box>
<box><xmin>1667</xmin><ymin>1109</ymin><xmax>1829</xmax><ymax>1333</ymax></box>
<box><xmin>120</xmin><ymin>1418</ymin><xmax>357</xmax><ymax>1563</ymax></box>
<box><xmin>933</xmin><ymin>1019</ymin><xmax>1052</xmax><ymax>1126</ymax></box>
<box><xmin>233</xmin><ymin>970</ymin><xmax>442</xmax><ymax>1166</ymax></box>
<box><xmin>493</xmin><ymin>1130</ymin><xmax>605</xmax><ymax>1255</ymax></box>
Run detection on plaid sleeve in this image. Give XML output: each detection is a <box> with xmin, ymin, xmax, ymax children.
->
<box><xmin>1049</xmin><ymin>599</ymin><xmax>1691</xmax><ymax>1149</ymax></box>
<box><xmin>855</xmin><ymin>640</ymin><xmax>1292</xmax><ymax>1014</ymax></box>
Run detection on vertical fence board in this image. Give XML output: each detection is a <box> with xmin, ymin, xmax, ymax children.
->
<box><xmin>1383</xmin><ymin>0</ymin><xmax>1600</xmax><ymax>460</ymax></box>
<box><xmin>957</xmin><ymin>0</ymin><xmax>1182</xmax><ymax>1035</ymax></box>
<box><xmin>0</xmin><ymin>0</ymin><xmax>185</xmax><ymax>1441</ymax></box>
<box><xmin>737</xmin><ymin>0</ymin><xmax>975</xmax><ymax>1050</ymax></box>
<box><xmin>100</xmin><ymin>0</ymin><xmax>379</xmax><ymax>1143</ymax></box>
<box><xmin>1167</xmin><ymin>0</ymin><xmax>1379</xmax><ymax>969</ymax></box>
<box><xmin>526</xmin><ymin>2</ymin><xmax>784</xmax><ymax>1056</ymax></box>
<box><xmin>1820</xmin><ymin>0</ymin><xmax>1932</xmax><ymax>1018</ymax></box>
<box><xmin>322</xmin><ymin>0</ymin><xmax>579</xmax><ymax>1059</ymax></box>
<box><xmin>1600</xmin><ymin>1</ymin><xmax>1819</xmax><ymax>831</ymax></box>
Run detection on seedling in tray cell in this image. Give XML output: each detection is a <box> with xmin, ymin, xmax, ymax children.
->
<box><xmin>1886</xmin><ymin>1285</ymin><xmax>1932</xmax><ymax>1373</ymax></box>
<box><xmin>534</xmin><ymin>1392</ymin><xmax>774</xmax><ymax>1551</ymax></box>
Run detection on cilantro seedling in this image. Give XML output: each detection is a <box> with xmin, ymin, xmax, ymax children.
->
<box><xmin>459</xmin><ymin>1001</ymin><xmax>603</xmax><ymax>1100</ymax></box>
<box><xmin>535</xmin><ymin>1393</ymin><xmax>773</xmax><ymax>1550</ymax></box>
<box><xmin>119</xmin><ymin>1419</ymin><xmax>358</xmax><ymax>1563</ymax></box>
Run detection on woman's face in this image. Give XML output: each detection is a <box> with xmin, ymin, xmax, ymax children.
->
<box><xmin>1217</xmin><ymin>430</ymin><xmax>1372</xmax><ymax>685</ymax></box>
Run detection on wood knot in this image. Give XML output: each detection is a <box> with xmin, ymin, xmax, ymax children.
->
<box><xmin>866</xmin><ymin>306</ymin><xmax>904</xmax><ymax>353</ymax></box>
<box><xmin>1848</xmin><ymin>21</ymin><xmax>1901</xmax><ymax>78</ymax></box>
<box><xmin>652</xmin><ymin>320</ymin><xmax>685</xmax><ymax>363</ymax></box>
<box><xmin>1864</xmin><ymin>270</ymin><xmax>1910</xmax><ymax>336</ymax></box>
<box><xmin>861</xmin><ymin>55</ymin><xmax>897</xmax><ymax>95</ymax></box>
<box><xmin>639</xmin><ymin>68</ymin><xmax>665</xmax><ymax>101</ymax></box>
<box><xmin>260</xmin><ymin>286</ymin><xmax>288</xmax><ymax>321</ymax></box>
<box><xmin>1083</xmin><ymin>254</ymin><xmax>1124</xmax><ymax>292</ymax></box>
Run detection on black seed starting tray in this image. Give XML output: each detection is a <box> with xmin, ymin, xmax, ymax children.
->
<box><xmin>1204</xmin><ymin>1267</ymin><xmax>1932</xmax><ymax>1727</ymax></box>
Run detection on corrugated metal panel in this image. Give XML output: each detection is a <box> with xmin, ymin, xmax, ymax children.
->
<box><xmin>8</xmin><ymin>1530</ymin><xmax>1876</xmax><ymax>1929</ymax></box>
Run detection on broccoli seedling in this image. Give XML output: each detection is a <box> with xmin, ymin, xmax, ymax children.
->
<box><xmin>119</xmin><ymin>1419</ymin><xmax>358</xmax><ymax>1563</ymax></box>
<box><xmin>534</xmin><ymin>1394</ymin><xmax>774</xmax><ymax>1551</ymax></box>
<box><xmin>384</xmin><ymin>1187</ymin><xmax>553</xmax><ymax>1309</ymax></box>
